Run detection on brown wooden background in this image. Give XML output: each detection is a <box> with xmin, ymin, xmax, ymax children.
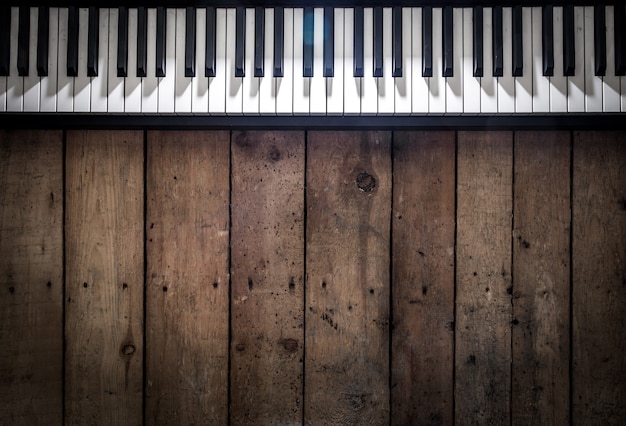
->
<box><xmin>1</xmin><ymin>129</ymin><xmax>624</xmax><ymax>425</ymax></box>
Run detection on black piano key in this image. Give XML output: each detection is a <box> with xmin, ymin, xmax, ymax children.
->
<box><xmin>542</xmin><ymin>5</ymin><xmax>554</xmax><ymax>76</ymax></box>
<box><xmin>67</xmin><ymin>7</ymin><xmax>79</xmax><ymax>77</ymax></box>
<box><xmin>594</xmin><ymin>5</ymin><xmax>606</xmax><ymax>76</ymax></box>
<box><xmin>422</xmin><ymin>6</ymin><xmax>432</xmax><ymax>77</ymax></box>
<box><xmin>392</xmin><ymin>7</ymin><xmax>402</xmax><ymax>77</ymax></box>
<box><xmin>492</xmin><ymin>6</ymin><xmax>503</xmax><ymax>77</ymax></box>
<box><xmin>354</xmin><ymin>7</ymin><xmax>364</xmax><ymax>77</ymax></box>
<box><xmin>512</xmin><ymin>5</ymin><xmax>523</xmax><ymax>77</ymax></box>
<box><xmin>155</xmin><ymin>7</ymin><xmax>166</xmax><ymax>77</ymax></box>
<box><xmin>235</xmin><ymin>7</ymin><xmax>245</xmax><ymax>78</ymax></box>
<box><xmin>17</xmin><ymin>7</ymin><xmax>30</xmax><ymax>76</ymax></box>
<box><xmin>373</xmin><ymin>6</ymin><xmax>383</xmax><ymax>78</ymax></box>
<box><xmin>206</xmin><ymin>7</ymin><xmax>216</xmax><ymax>77</ymax></box>
<box><xmin>563</xmin><ymin>5</ymin><xmax>575</xmax><ymax>76</ymax></box>
<box><xmin>0</xmin><ymin>7</ymin><xmax>9</xmax><ymax>76</ymax></box>
<box><xmin>303</xmin><ymin>7</ymin><xmax>313</xmax><ymax>77</ymax></box>
<box><xmin>615</xmin><ymin>5</ymin><xmax>626</xmax><ymax>76</ymax></box>
<box><xmin>137</xmin><ymin>7</ymin><xmax>147</xmax><ymax>77</ymax></box>
<box><xmin>473</xmin><ymin>6</ymin><xmax>483</xmax><ymax>77</ymax></box>
<box><xmin>185</xmin><ymin>7</ymin><xmax>195</xmax><ymax>77</ymax></box>
<box><xmin>117</xmin><ymin>7</ymin><xmax>128</xmax><ymax>77</ymax></box>
<box><xmin>323</xmin><ymin>7</ymin><xmax>333</xmax><ymax>77</ymax></box>
<box><xmin>37</xmin><ymin>7</ymin><xmax>49</xmax><ymax>76</ymax></box>
<box><xmin>254</xmin><ymin>7</ymin><xmax>264</xmax><ymax>77</ymax></box>
<box><xmin>87</xmin><ymin>7</ymin><xmax>99</xmax><ymax>77</ymax></box>
<box><xmin>443</xmin><ymin>6</ymin><xmax>453</xmax><ymax>77</ymax></box>
<box><xmin>273</xmin><ymin>7</ymin><xmax>283</xmax><ymax>77</ymax></box>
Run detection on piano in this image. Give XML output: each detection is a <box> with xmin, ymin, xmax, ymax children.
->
<box><xmin>0</xmin><ymin>1</ymin><xmax>625</xmax><ymax>128</ymax></box>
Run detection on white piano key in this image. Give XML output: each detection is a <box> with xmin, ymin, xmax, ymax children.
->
<box><xmin>192</xmin><ymin>7</ymin><xmax>208</xmax><ymax>114</ymax></box>
<box><xmin>310</xmin><ymin>7</ymin><xmax>325</xmax><ymax>115</ymax></box>
<box><xmin>550</xmin><ymin>6</ymin><xmax>567</xmax><ymax>112</ymax></box>
<box><xmin>343</xmin><ymin>7</ymin><xmax>360</xmax><ymax>115</ymax></box>
<box><xmin>276</xmin><ymin>8</ymin><xmax>294</xmax><ymax>115</ymax></box>
<box><xmin>108</xmin><ymin>8</ymin><xmax>125</xmax><ymax>113</ymax></box>
<box><xmin>125</xmin><ymin>8</ymin><xmax>142</xmax><ymax>113</ymax></box>
<box><xmin>157</xmin><ymin>8</ymin><xmax>176</xmax><ymax>113</ymax></box>
<box><xmin>463</xmin><ymin>8</ymin><xmax>480</xmax><ymax>113</ymax></box>
<box><xmin>209</xmin><ymin>8</ymin><xmax>226</xmax><ymax>115</ymax></box>
<box><xmin>515</xmin><ymin>6</ymin><xmax>533</xmax><ymax>113</ymax></box>
<box><xmin>394</xmin><ymin>7</ymin><xmax>411</xmax><ymax>115</ymax></box>
<box><xmin>142</xmin><ymin>8</ymin><xmax>158</xmax><ymax>113</ymax></box>
<box><xmin>411</xmin><ymin>7</ymin><xmax>428</xmax><ymax>114</ymax></box>
<box><xmin>429</xmin><ymin>8</ymin><xmax>445</xmax><ymax>113</ymax></box>
<box><xmin>603</xmin><ymin>6</ymin><xmax>621</xmax><ymax>112</ymax></box>
<box><xmin>378</xmin><ymin>7</ymin><xmax>394</xmax><ymax>115</ymax></box>
<box><xmin>7</xmin><ymin>7</ymin><xmax>23</xmax><ymax>112</ymax></box>
<box><xmin>361</xmin><ymin>7</ymin><xmax>377</xmax><ymax>115</ymax></box>
<box><xmin>40</xmin><ymin>7</ymin><xmax>59</xmax><ymax>112</ymax></box>
<box><xmin>567</xmin><ymin>6</ymin><xmax>585</xmax><ymax>112</ymax></box>
<box><xmin>584</xmin><ymin>6</ymin><xmax>602</xmax><ymax>112</ymax></box>
<box><xmin>225</xmin><ymin>8</ymin><xmax>242</xmax><ymax>114</ymax></box>
<box><xmin>292</xmin><ymin>8</ymin><xmax>308</xmax><ymax>115</ymax></box>
<box><xmin>259</xmin><ymin>7</ymin><xmax>275</xmax><ymax>114</ymax></box>
<box><xmin>242</xmin><ymin>8</ymin><xmax>259</xmax><ymax>114</ymax></box>
<box><xmin>481</xmin><ymin>7</ymin><xmax>498</xmax><ymax>113</ymax></box>
<box><xmin>57</xmin><ymin>8</ymin><xmax>74</xmax><ymax>112</ymax></box>
<box><xmin>0</xmin><ymin>75</ymin><xmax>5</xmax><ymax>111</ymax></box>
<box><xmin>498</xmin><ymin>7</ymin><xmax>515</xmax><ymax>113</ymax></box>
<box><xmin>23</xmin><ymin>7</ymin><xmax>41</xmax><ymax>112</ymax></box>
<box><xmin>90</xmin><ymin>8</ymin><xmax>108</xmax><ymax>112</ymax></box>
<box><xmin>175</xmin><ymin>8</ymin><xmax>192</xmax><ymax>113</ymax></box>
<box><xmin>532</xmin><ymin>7</ymin><xmax>550</xmax><ymax>112</ymax></box>
<box><xmin>446</xmin><ymin>7</ymin><xmax>463</xmax><ymax>113</ymax></box>
<box><xmin>326</xmin><ymin>7</ymin><xmax>343</xmax><ymax>115</ymax></box>
<box><xmin>73</xmin><ymin>8</ymin><xmax>90</xmax><ymax>112</ymax></box>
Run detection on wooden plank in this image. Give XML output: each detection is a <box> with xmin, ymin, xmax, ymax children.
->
<box><xmin>512</xmin><ymin>131</ymin><xmax>571</xmax><ymax>425</ymax></box>
<box><xmin>572</xmin><ymin>131</ymin><xmax>626</xmax><ymax>424</ymax></box>
<box><xmin>65</xmin><ymin>130</ymin><xmax>144</xmax><ymax>425</ymax></box>
<box><xmin>230</xmin><ymin>131</ymin><xmax>305</xmax><ymax>425</ymax></box>
<box><xmin>456</xmin><ymin>131</ymin><xmax>513</xmax><ymax>424</ymax></box>
<box><xmin>145</xmin><ymin>130</ymin><xmax>230</xmax><ymax>425</ymax></box>
<box><xmin>0</xmin><ymin>130</ymin><xmax>63</xmax><ymax>424</ymax></box>
<box><xmin>305</xmin><ymin>131</ymin><xmax>391</xmax><ymax>425</ymax></box>
<box><xmin>391</xmin><ymin>131</ymin><xmax>455</xmax><ymax>425</ymax></box>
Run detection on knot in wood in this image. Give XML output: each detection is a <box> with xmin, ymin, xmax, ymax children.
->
<box><xmin>356</xmin><ymin>172</ymin><xmax>376</xmax><ymax>192</ymax></box>
<box><xmin>121</xmin><ymin>344</ymin><xmax>136</xmax><ymax>356</ymax></box>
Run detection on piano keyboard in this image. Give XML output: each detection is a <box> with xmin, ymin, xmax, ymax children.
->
<box><xmin>1</xmin><ymin>5</ymin><xmax>625</xmax><ymax>115</ymax></box>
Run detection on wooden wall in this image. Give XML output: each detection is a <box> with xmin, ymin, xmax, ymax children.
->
<box><xmin>0</xmin><ymin>129</ymin><xmax>624</xmax><ymax>425</ymax></box>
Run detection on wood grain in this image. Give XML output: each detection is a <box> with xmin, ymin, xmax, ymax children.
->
<box><xmin>512</xmin><ymin>131</ymin><xmax>571</xmax><ymax>425</ymax></box>
<box><xmin>572</xmin><ymin>131</ymin><xmax>626</xmax><ymax>424</ymax></box>
<box><xmin>145</xmin><ymin>131</ymin><xmax>230</xmax><ymax>425</ymax></box>
<box><xmin>305</xmin><ymin>131</ymin><xmax>392</xmax><ymax>425</ymax></box>
<box><xmin>391</xmin><ymin>131</ymin><xmax>455</xmax><ymax>425</ymax></box>
<box><xmin>455</xmin><ymin>131</ymin><xmax>513</xmax><ymax>425</ymax></box>
<box><xmin>65</xmin><ymin>130</ymin><xmax>144</xmax><ymax>425</ymax></box>
<box><xmin>0</xmin><ymin>130</ymin><xmax>63</xmax><ymax>424</ymax></box>
<box><xmin>230</xmin><ymin>131</ymin><xmax>305</xmax><ymax>425</ymax></box>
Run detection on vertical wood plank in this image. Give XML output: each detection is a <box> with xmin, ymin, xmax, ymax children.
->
<box><xmin>230</xmin><ymin>131</ymin><xmax>305</xmax><ymax>425</ymax></box>
<box><xmin>145</xmin><ymin>130</ymin><xmax>230</xmax><ymax>425</ymax></box>
<box><xmin>0</xmin><ymin>130</ymin><xmax>63</xmax><ymax>424</ymax></box>
<box><xmin>573</xmin><ymin>131</ymin><xmax>626</xmax><ymax>424</ymax></box>
<box><xmin>512</xmin><ymin>131</ymin><xmax>571</xmax><ymax>425</ymax></box>
<box><xmin>456</xmin><ymin>131</ymin><xmax>513</xmax><ymax>425</ymax></box>
<box><xmin>65</xmin><ymin>130</ymin><xmax>144</xmax><ymax>425</ymax></box>
<box><xmin>305</xmin><ymin>131</ymin><xmax>391</xmax><ymax>425</ymax></box>
<box><xmin>391</xmin><ymin>131</ymin><xmax>455</xmax><ymax>425</ymax></box>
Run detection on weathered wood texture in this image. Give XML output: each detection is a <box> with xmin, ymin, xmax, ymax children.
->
<box><xmin>511</xmin><ymin>131</ymin><xmax>571</xmax><ymax>425</ymax></box>
<box><xmin>391</xmin><ymin>131</ymin><xmax>456</xmax><ymax>426</ymax></box>
<box><xmin>572</xmin><ymin>131</ymin><xmax>626</xmax><ymax>425</ymax></box>
<box><xmin>456</xmin><ymin>131</ymin><xmax>513</xmax><ymax>425</ymax></box>
<box><xmin>145</xmin><ymin>131</ymin><xmax>230</xmax><ymax>425</ymax></box>
<box><xmin>305</xmin><ymin>131</ymin><xmax>392</xmax><ymax>425</ymax></box>
<box><xmin>0</xmin><ymin>130</ymin><xmax>63</xmax><ymax>425</ymax></box>
<box><xmin>65</xmin><ymin>130</ymin><xmax>144</xmax><ymax>425</ymax></box>
<box><xmin>230</xmin><ymin>131</ymin><xmax>305</xmax><ymax>425</ymax></box>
